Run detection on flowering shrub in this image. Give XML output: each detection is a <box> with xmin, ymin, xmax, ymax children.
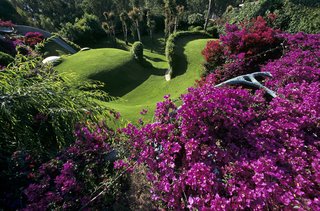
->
<box><xmin>264</xmin><ymin>32</ymin><xmax>320</xmax><ymax>90</ymax></box>
<box><xmin>0</xmin><ymin>151</ymin><xmax>41</xmax><ymax>210</ymax></box>
<box><xmin>24</xmin><ymin>32</ymin><xmax>44</xmax><ymax>47</ymax></box>
<box><xmin>202</xmin><ymin>16</ymin><xmax>283</xmax><ymax>83</ymax></box>
<box><xmin>0</xmin><ymin>19</ymin><xmax>14</xmax><ymax>27</ymax></box>
<box><xmin>23</xmin><ymin>123</ymin><xmax>126</xmax><ymax>210</ymax></box>
<box><xmin>0</xmin><ymin>36</ymin><xmax>16</xmax><ymax>56</ymax></box>
<box><xmin>119</xmin><ymin>32</ymin><xmax>320</xmax><ymax>209</ymax></box>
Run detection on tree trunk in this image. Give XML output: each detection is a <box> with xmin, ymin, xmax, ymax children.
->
<box><xmin>174</xmin><ymin>17</ymin><xmax>178</xmax><ymax>33</ymax></box>
<box><xmin>204</xmin><ymin>0</ymin><xmax>213</xmax><ymax>32</ymax></box>
<box><xmin>125</xmin><ymin>25</ymin><xmax>128</xmax><ymax>45</ymax></box>
<box><xmin>150</xmin><ymin>29</ymin><xmax>153</xmax><ymax>52</ymax></box>
<box><xmin>113</xmin><ymin>28</ymin><xmax>116</xmax><ymax>42</ymax></box>
<box><xmin>136</xmin><ymin>21</ymin><xmax>141</xmax><ymax>42</ymax></box>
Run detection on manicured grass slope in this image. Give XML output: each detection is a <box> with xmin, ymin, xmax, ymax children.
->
<box><xmin>56</xmin><ymin>38</ymin><xmax>210</xmax><ymax>122</ymax></box>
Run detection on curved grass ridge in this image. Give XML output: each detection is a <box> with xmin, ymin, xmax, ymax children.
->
<box><xmin>56</xmin><ymin>37</ymin><xmax>212</xmax><ymax>122</ymax></box>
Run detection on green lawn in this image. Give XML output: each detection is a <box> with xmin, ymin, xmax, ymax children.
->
<box><xmin>56</xmin><ymin>37</ymin><xmax>211</xmax><ymax>123</ymax></box>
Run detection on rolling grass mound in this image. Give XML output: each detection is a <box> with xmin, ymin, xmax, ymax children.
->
<box><xmin>56</xmin><ymin>38</ymin><xmax>212</xmax><ymax>122</ymax></box>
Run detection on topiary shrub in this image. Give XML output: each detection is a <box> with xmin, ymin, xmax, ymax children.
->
<box><xmin>0</xmin><ymin>51</ymin><xmax>14</xmax><ymax>66</ymax></box>
<box><xmin>131</xmin><ymin>41</ymin><xmax>144</xmax><ymax>61</ymax></box>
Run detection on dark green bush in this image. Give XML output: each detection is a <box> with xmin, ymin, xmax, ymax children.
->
<box><xmin>187</xmin><ymin>13</ymin><xmax>205</xmax><ymax>27</ymax></box>
<box><xmin>206</xmin><ymin>26</ymin><xmax>219</xmax><ymax>37</ymax></box>
<box><xmin>277</xmin><ymin>0</ymin><xmax>320</xmax><ymax>33</ymax></box>
<box><xmin>165</xmin><ymin>31</ymin><xmax>211</xmax><ymax>75</ymax></box>
<box><xmin>131</xmin><ymin>41</ymin><xmax>144</xmax><ymax>61</ymax></box>
<box><xmin>59</xmin><ymin>13</ymin><xmax>104</xmax><ymax>46</ymax></box>
<box><xmin>16</xmin><ymin>45</ymin><xmax>30</xmax><ymax>55</ymax></box>
<box><xmin>0</xmin><ymin>51</ymin><xmax>14</xmax><ymax>66</ymax></box>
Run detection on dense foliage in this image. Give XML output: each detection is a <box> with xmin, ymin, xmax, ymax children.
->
<box><xmin>202</xmin><ymin>16</ymin><xmax>283</xmax><ymax>83</ymax></box>
<box><xmin>0</xmin><ymin>51</ymin><xmax>113</xmax><ymax>168</ymax></box>
<box><xmin>59</xmin><ymin>13</ymin><xmax>104</xmax><ymax>45</ymax></box>
<box><xmin>131</xmin><ymin>41</ymin><xmax>144</xmax><ymax>61</ymax></box>
<box><xmin>222</xmin><ymin>0</ymin><xmax>320</xmax><ymax>34</ymax></box>
<box><xmin>118</xmin><ymin>25</ymin><xmax>320</xmax><ymax>209</ymax></box>
<box><xmin>0</xmin><ymin>51</ymin><xmax>14</xmax><ymax>67</ymax></box>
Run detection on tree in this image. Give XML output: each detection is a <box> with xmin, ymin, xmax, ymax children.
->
<box><xmin>174</xmin><ymin>5</ymin><xmax>184</xmax><ymax>33</ymax></box>
<box><xmin>146</xmin><ymin>10</ymin><xmax>156</xmax><ymax>52</ymax></box>
<box><xmin>102</xmin><ymin>12</ymin><xmax>116</xmax><ymax>42</ymax></box>
<box><xmin>120</xmin><ymin>11</ymin><xmax>130</xmax><ymax>45</ymax></box>
<box><xmin>204</xmin><ymin>0</ymin><xmax>213</xmax><ymax>32</ymax></box>
<box><xmin>164</xmin><ymin>0</ymin><xmax>177</xmax><ymax>37</ymax></box>
<box><xmin>128</xmin><ymin>7</ymin><xmax>142</xmax><ymax>42</ymax></box>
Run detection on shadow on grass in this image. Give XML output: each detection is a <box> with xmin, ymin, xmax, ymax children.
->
<box><xmin>89</xmin><ymin>58</ymin><xmax>166</xmax><ymax>97</ymax></box>
<box><xmin>172</xmin><ymin>35</ymin><xmax>208</xmax><ymax>78</ymax></box>
<box><xmin>144</xmin><ymin>55</ymin><xmax>165</xmax><ymax>62</ymax></box>
<box><xmin>171</xmin><ymin>35</ymin><xmax>207</xmax><ymax>78</ymax></box>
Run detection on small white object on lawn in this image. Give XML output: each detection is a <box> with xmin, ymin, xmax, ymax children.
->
<box><xmin>42</xmin><ymin>56</ymin><xmax>61</xmax><ymax>64</ymax></box>
<box><xmin>165</xmin><ymin>69</ymin><xmax>172</xmax><ymax>81</ymax></box>
<box><xmin>80</xmin><ymin>47</ymin><xmax>91</xmax><ymax>51</ymax></box>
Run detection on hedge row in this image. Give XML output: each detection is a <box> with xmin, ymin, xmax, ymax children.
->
<box><xmin>165</xmin><ymin>31</ymin><xmax>211</xmax><ymax>76</ymax></box>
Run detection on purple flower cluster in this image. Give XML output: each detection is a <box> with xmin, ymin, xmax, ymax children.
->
<box><xmin>23</xmin><ymin>123</ymin><xmax>120</xmax><ymax>210</ymax></box>
<box><xmin>120</xmin><ymin>32</ymin><xmax>320</xmax><ymax>209</ymax></box>
<box><xmin>24</xmin><ymin>32</ymin><xmax>44</xmax><ymax>47</ymax></box>
<box><xmin>202</xmin><ymin>16</ymin><xmax>283</xmax><ymax>83</ymax></box>
<box><xmin>0</xmin><ymin>19</ymin><xmax>14</xmax><ymax>27</ymax></box>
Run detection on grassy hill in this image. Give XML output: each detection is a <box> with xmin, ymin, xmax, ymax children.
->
<box><xmin>56</xmin><ymin>37</ymin><xmax>211</xmax><ymax>123</ymax></box>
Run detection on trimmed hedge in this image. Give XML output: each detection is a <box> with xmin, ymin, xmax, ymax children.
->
<box><xmin>165</xmin><ymin>31</ymin><xmax>211</xmax><ymax>75</ymax></box>
<box><xmin>131</xmin><ymin>41</ymin><xmax>144</xmax><ymax>61</ymax></box>
<box><xmin>0</xmin><ymin>51</ymin><xmax>14</xmax><ymax>66</ymax></box>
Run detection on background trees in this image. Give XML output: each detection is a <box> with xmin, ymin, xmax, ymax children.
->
<box><xmin>120</xmin><ymin>12</ymin><xmax>130</xmax><ymax>45</ymax></box>
<box><xmin>102</xmin><ymin>12</ymin><xmax>116</xmax><ymax>42</ymax></box>
<box><xmin>128</xmin><ymin>7</ymin><xmax>143</xmax><ymax>41</ymax></box>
